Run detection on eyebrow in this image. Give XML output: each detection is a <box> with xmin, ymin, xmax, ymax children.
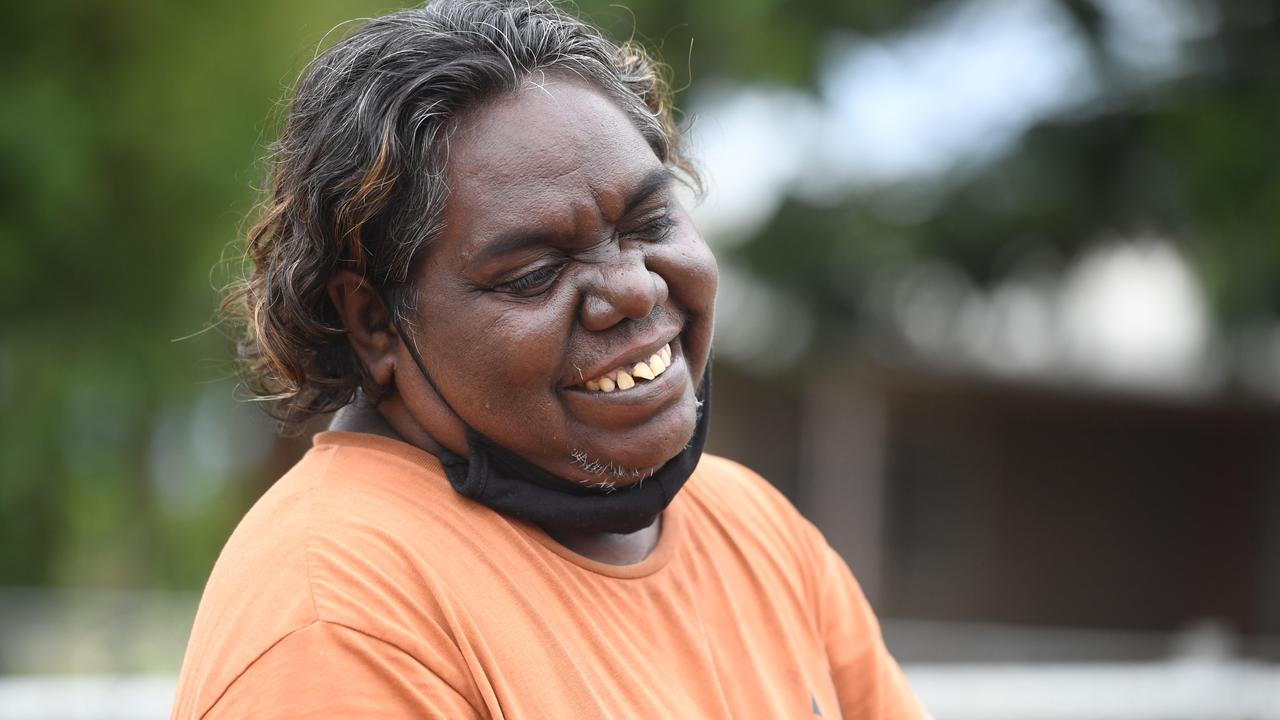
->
<box><xmin>474</xmin><ymin>167</ymin><xmax>675</xmax><ymax>265</ymax></box>
<box><xmin>619</xmin><ymin>166</ymin><xmax>676</xmax><ymax>218</ymax></box>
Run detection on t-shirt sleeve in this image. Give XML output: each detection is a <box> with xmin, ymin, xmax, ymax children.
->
<box><xmin>201</xmin><ymin>621</ymin><xmax>484</xmax><ymax>719</ymax></box>
<box><xmin>816</xmin><ymin>541</ymin><xmax>931</xmax><ymax>720</ymax></box>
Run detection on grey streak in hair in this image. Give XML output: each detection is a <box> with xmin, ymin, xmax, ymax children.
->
<box><xmin>227</xmin><ymin>0</ymin><xmax>696</xmax><ymax>428</ymax></box>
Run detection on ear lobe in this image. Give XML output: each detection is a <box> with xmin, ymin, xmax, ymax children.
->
<box><xmin>327</xmin><ymin>271</ymin><xmax>398</xmax><ymax>386</ymax></box>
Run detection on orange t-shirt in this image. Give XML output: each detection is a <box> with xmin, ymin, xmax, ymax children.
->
<box><xmin>172</xmin><ymin>431</ymin><xmax>926</xmax><ymax>719</ymax></box>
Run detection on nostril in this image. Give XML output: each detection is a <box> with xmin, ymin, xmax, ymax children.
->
<box><xmin>649</xmin><ymin>269</ymin><xmax>669</xmax><ymax>308</ymax></box>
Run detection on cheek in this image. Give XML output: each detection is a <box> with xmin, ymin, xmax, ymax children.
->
<box><xmin>690</xmin><ymin>241</ymin><xmax>719</xmax><ymax>309</ymax></box>
<box><xmin>423</xmin><ymin>295</ymin><xmax>575</xmax><ymax>404</ymax></box>
<box><xmin>656</xmin><ymin>230</ymin><xmax>718</xmax><ymax>317</ymax></box>
<box><xmin>648</xmin><ymin>229</ymin><xmax>718</xmax><ymax>383</ymax></box>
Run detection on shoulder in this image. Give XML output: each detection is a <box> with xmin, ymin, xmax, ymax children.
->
<box><xmin>684</xmin><ymin>453</ymin><xmax>813</xmax><ymax>536</ymax></box>
<box><xmin>208</xmin><ymin>435</ymin><xmax>495</xmax><ymax>622</ymax></box>
<box><xmin>174</xmin><ymin>436</ymin><xmax>491</xmax><ymax>718</ymax></box>
<box><xmin>681</xmin><ymin>453</ymin><xmax>829</xmax><ymax>578</ymax></box>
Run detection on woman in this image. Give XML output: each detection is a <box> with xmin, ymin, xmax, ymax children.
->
<box><xmin>173</xmin><ymin>1</ymin><xmax>927</xmax><ymax>717</ymax></box>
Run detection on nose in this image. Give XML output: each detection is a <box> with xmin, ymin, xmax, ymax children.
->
<box><xmin>579</xmin><ymin>250</ymin><xmax>669</xmax><ymax>331</ymax></box>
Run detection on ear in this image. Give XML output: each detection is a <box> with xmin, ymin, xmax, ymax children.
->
<box><xmin>327</xmin><ymin>271</ymin><xmax>398</xmax><ymax>386</ymax></box>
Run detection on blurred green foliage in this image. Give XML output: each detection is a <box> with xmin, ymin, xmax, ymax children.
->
<box><xmin>0</xmin><ymin>0</ymin><xmax>409</xmax><ymax>588</ymax></box>
<box><xmin>1</xmin><ymin>0</ymin><xmax>1277</xmax><ymax>589</ymax></box>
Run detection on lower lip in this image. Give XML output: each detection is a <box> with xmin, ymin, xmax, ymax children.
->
<box><xmin>559</xmin><ymin>342</ymin><xmax>689</xmax><ymax>427</ymax></box>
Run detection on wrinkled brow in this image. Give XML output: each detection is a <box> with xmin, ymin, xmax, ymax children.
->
<box><xmin>474</xmin><ymin>167</ymin><xmax>674</xmax><ymax>264</ymax></box>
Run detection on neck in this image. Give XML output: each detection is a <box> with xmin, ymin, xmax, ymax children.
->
<box><xmin>328</xmin><ymin>397</ymin><xmax>409</xmax><ymax>441</ymax></box>
<box><xmin>545</xmin><ymin>516</ymin><xmax>662</xmax><ymax>565</ymax></box>
<box><xmin>328</xmin><ymin>397</ymin><xmax>663</xmax><ymax>565</ymax></box>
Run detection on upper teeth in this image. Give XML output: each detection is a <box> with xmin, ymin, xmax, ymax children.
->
<box><xmin>583</xmin><ymin>343</ymin><xmax>673</xmax><ymax>393</ymax></box>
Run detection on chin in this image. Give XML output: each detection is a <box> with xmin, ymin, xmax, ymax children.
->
<box><xmin>565</xmin><ymin>452</ymin><xmax>663</xmax><ymax>491</ymax></box>
<box><xmin>564</xmin><ymin>398</ymin><xmax>699</xmax><ymax>490</ymax></box>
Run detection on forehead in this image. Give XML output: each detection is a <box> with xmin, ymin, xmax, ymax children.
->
<box><xmin>442</xmin><ymin>77</ymin><xmax>663</xmax><ymax>247</ymax></box>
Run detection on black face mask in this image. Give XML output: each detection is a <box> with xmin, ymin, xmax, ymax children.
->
<box><xmin>390</xmin><ymin>312</ymin><xmax>711</xmax><ymax>535</ymax></box>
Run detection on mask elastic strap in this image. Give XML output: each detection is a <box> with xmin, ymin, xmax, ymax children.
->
<box><xmin>382</xmin><ymin>288</ymin><xmax>468</xmax><ymax>425</ymax></box>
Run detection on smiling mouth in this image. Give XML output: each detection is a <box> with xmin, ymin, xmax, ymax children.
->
<box><xmin>576</xmin><ymin>343</ymin><xmax>673</xmax><ymax>393</ymax></box>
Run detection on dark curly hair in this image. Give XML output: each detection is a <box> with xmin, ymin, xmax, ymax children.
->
<box><xmin>223</xmin><ymin>0</ymin><xmax>698</xmax><ymax>430</ymax></box>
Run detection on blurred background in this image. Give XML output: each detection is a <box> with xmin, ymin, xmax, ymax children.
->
<box><xmin>2</xmin><ymin>0</ymin><xmax>1278</xmax><ymax>716</ymax></box>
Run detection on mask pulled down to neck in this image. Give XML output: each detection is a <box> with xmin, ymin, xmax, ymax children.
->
<box><xmin>434</xmin><ymin>368</ymin><xmax>711</xmax><ymax>535</ymax></box>
<box><xmin>387</xmin><ymin>305</ymin><xmax>712</xmax><ymax>535</ymax></box>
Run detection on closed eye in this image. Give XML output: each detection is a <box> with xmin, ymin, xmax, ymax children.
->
<box><xmin>495</xmin><ymin>264</ymin><xmax>564</xmax><ymax>295</ymax></box>
<box><xmin>622</xmin><ymin>213</ymin><xmax>675</xmax><ymax>242</ymax></box>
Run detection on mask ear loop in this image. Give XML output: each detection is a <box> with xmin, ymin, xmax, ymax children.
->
<box><xmin>379</xmin><ymin>285</ymin><xmax>467</xmax><ymax>424</ymax></box>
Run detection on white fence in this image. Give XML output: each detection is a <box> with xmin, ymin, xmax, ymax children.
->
<box><xmin>2</xmin><ymin>660</ymin><xmax>1278</xmax><ymax>720</ymax></box>
<box><xmin>2</xmin><ymin>588</ymin><xmax>1276</xmax><ymax>719</ymax></box>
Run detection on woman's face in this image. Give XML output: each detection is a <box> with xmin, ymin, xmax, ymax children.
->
<box><xmin>397</xmin><ymin>77</ymin><xmax>717</xmax><ymax>487</ymax></box>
